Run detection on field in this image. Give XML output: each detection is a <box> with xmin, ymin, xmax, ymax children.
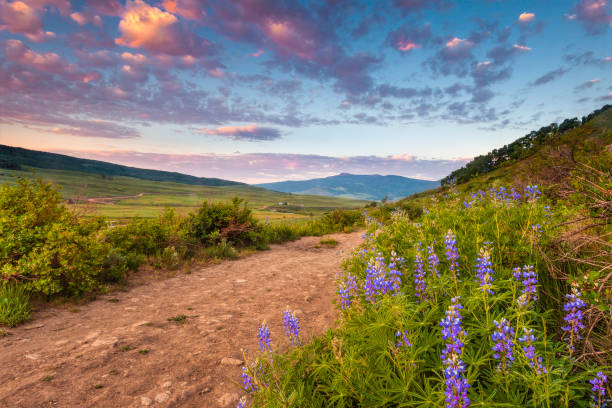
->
<box><xmin>0</xmin><ymin>167</ymin><xmax>367</xmax><ymax>222</ymax></box>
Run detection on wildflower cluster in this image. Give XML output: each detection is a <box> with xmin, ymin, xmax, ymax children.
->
<box><xmin>589</xmin><ymin>371</ymin><xmax>608</xmax><ymax>408</ymax></box>
<box><xmin>258</xmin><ymin>322</ymin><xmax>272</xmax><ymax>352</ymax></box>
<box><xmin>525</xmin><ymin>185</ymin><xmax>541</xmax><ymax>202</ymax></box>
<box><xmin>561</xmin><ymin>287</ymin><xmax>587</xmax><ymax>355</ymax></box>
<box><xmin>440</xmin><ymin>297</ymin><xmax>470</xmax><ymax>408</ymax></box>
<box><xmin>338</xmin><ymin>273</ymin><xmax>358</xmax><ymax>310</ymax></box>
<box><xmin>363</xmin><ymin>254</ymin><xmax>402</xmax><ymax>302</ymax></box>
<box><xmin>444</xmin><ymin>230</ymin><xmax>460</xmax><ymax>279</ymax></box>
<box><xmin>414</xmin><ymin>245</ymin><xmax>427</xmax><ymax>302</ymax></box>
<box><xmin>491</xmin><ymin>318</ymin><xmax>515</xmax><ymax>373</ymax></box>
<box><xmin>241</xmin><ymin>366</ymin><xmax>257</xmax><ymax>392</ymax></box>
<box><xmin>474</xmin><ymin>248</ymin><xmax>494</xmax><ymax>294</ymax></box>
<box><xmin>395</xmin><ymin>330</ymin><xmax>412</xmax><ymax>348</ymax></box>
<box><xmin>518</xmin><ymin>328</ymin><xmax>547</xmax><ymax>375</ymax></box>
<box><xmin>282</xmin><ymin>309</ymin><xmax>300</xmax><ymax>346</ymax></box>
<box><xmin>388</xmin><ymin>251</ymin><xmax>404</xmax><ymax>294</ymax></box>
<box><xmin>515</xmin><ymin>265</ymin><xmax>538</xmax><ymax>307</ymax></box>
<box><xmin>427</xmin><ymin>245</ymin><xmax>440</xmax><ymax>278</ymax></box>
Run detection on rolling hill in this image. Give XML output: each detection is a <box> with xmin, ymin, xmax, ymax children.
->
<box><xmin>0</xmin><ymin>144</ymin><xmax>242</xmax><ymax>187</ymax></box>
<box><xmin>256</xmin><ymin>173</ymin><xmax>440</xmax><ymax>201</ymax></box>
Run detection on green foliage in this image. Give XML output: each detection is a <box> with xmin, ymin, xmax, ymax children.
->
<box><xmin>0</xmin><ymin>284</ymin><xmax>31</xmax><ymax>326</ymax></box>
<box><xmin>241</xmin><ymin>189</ymin><xmax>608</xmax><ymax>407</ymax></box>
<box><xmin>0</xmin><ymin>177</ymin><xmax>112</xmax><ymax>297</ymax></box>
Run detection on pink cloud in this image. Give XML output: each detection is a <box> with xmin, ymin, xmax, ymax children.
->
<box><xmin>86</xmin><ymin>0</ymin><xmax>122</xmax><ymax>16</ymax></box>
<box><xmin>512</xmin><ymin>44</ymin><xmax>531</xmax><ymax>52</ymax></box>
<box><xmin>396</xmin><ymin>40</ymin><xmax>420</xmax><ymax>52</ymax></box>
<box><xmin>252</xmin><ymin>49</ymin><xmax>264</xmax><ymax>57</ymax></box>
<box><xmin>518</xmin><ymin>12</ymin><xmax>535</xmax><ymax>23</ymax></box>
<box><xmin>446</xmin><ymin>37</ymin><xmax>473</xmax><ymax>49</ymax></box>
<box><xmin>70</xmin><ymin>11</ymin><xmax>103</xmax><ymax>27</ymax></box>
<box><xmin>3</xmin><ymin>39</ymin><xmax>81</xmax><ymax>78</ymax></box>
<box><xmin>22</xmin><ymin>0</ymin><xmax>70</xmax><ymax>15</ymax></box>
<box><xmin>263</xmin><ymin>20</ymin><xmax>316</xmax><ymax>60</ymax></box>
<box><xmin>161</xmin><ymin>0</ymin><xmax>205</xmax><ymax>20</ymax></box>
<box><xmin>115</xmin><ymin>0</ymin><xmax>214</xmax><ymax>56</ymax></box>
<box><xmin>570</xmin><ymin>0</ymin><xmax>612</xmax><ymax>34</ymax></box>
<box><xmin>0</xmin><ymin>0</ymin><xmax>55</xmax><ymax>42</ymax></box>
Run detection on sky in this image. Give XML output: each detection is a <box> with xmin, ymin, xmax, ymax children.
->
<box><xmin>0</xmin><ymin>0</ymin><xmax>611</xmax><ymax>183</ymax></box>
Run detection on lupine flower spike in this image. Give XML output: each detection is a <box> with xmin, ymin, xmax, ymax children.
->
<box><xmin>589</xmin><ymin>371</ymin><xmax>608</xmax><ymax>408</ymax></box>
<box><xmin>517</xmin><ymin>265</ymin><xmax>538</xmax><ymax>308</ymax></box>
<box><xmin>475</xmin><ymin>248</ymin><xmax>495</xmax><ymax>294</ymax></box>
<box><xmin>491</xmin><ymin>318</ymin><xmax>515</xmax><ymax>373</ymax></box>
<box><xmin>518</xmin><ymin>328</ymin><xmax>547</xmax><ymax>375</ymax></box>
<box><xmin>338</xmin><ymin>273</ymin><xmax>358</xmax><ymax>310</ymax></box>
<box><xmin>237</xmin><ymin>396</ymin><xmax>247</xmax><ymax>408</ymax></box>
<box><xmin>427</xmin><ymin>245</ymin><xmax>440</xmax><ymax>278</ymax></box>
<box><xmin>444</xmin><ymin>231</ymin><xmax>460</xmax><ymax>281</ymax></box>
<box><xmin>440</xmin><ymin>297</ymin><xmax>470</xmax><ymax>408</ymax></box>
<box><xmin>395</xmin><ymin>330</ymin><xmax>412</xmax><ymax>348</ymax></box>
<box><xmin>283</xmin><ymin>309</ymin><xmax>300</xmax><ymax>346</ymax></box>
<box><xmin>258</xmin><ymin>322</ymin><xmax>272</xmax><ymax>352</ymax></box>
<box><xmin>240</xmin><ymin>366</ymin><xmax>257</xmax><ymax>392</ymax></box>
<box><xmin>414</xmin><ymin>244</ymin><xmax>428</xmax><ymax>302</ymax></box>
<box><xmin>561</xmin><ymin>287</ymin><xmax>587</xmax><ymax>356</ymax></box>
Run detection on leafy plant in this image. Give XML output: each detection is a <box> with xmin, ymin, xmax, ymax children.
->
<box><xmin>0</xmin><ymin>284</ymin><xmax>31</xmax><ymax>326</ymax></box>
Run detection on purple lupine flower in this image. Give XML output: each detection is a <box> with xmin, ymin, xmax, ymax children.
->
<box><xmin>512</xmin><ymin>267</ymin><xmax>522</xmax><ymax>281</ymax></box>
<box><xmin>561</xmin><ymin>287</ymin><xmax>587</xmax><ymax>355</ymax></box>
<box><xmin>241</xmin><ymin>366</ymin><xmax>257</xmax><ymax>391</ymax></box>
<box><xmin>282</xmin><ymin>309</ymin><xmax>300</xmax><ymax>346</ymax></box>
<box><xmin>518</xmin><ymin>328</ymin><xmax>547</xmax><ymax>375</ymax></box>
<box><xmin>395</xmin><ymin>330</ymin><xmax>412</xmax><ymax>348</ymax></box>
<box><xmin>414</xmin><ymin>246</ymin><xmax>428</xmax><ymax>302</ymax></box>
<box><xmin>257</xmin><ymin>322</ymin><xmax>272</xmax><ymax>352</ymax></box>
<box><xmin>237</xmin><ymin>396</ymin><xmax>247</xmax><ymax>408</ymax></box>
<box><xmin>463</xmin><ymin>199</ymin><xmax>472</xmax><ymax>209</ymax></box>
<box><xmin>388</xmin><ymin>251</ymin><xmax>403</xmax><ymax>295</ymax></box>
<box><xmin>427</xmin><ymin>245</ymin><xmax>440</xmax><ymax>278</ymax></box>
<box><xmin>364</xmin><ymin>254</ymin><xmax>387</xmax><ymax>302</ymax></box>
<box><xmin>530</xmin><ymin>224</ymin><xmax>542</xmax><ymax>242</ymax></box>
<box><xmin>439</xmin><ymin>297</ymin><xmax>470</xmax><ymax>408</ymax></box>
<box><xmin>491</xmin><ymin>318</ymin><xmax>515</xmax><ymax>373</ymax></box>
<box><xmin>525</xmin><ymin>185</ymin><xmax>541</xmax><ymax>202</ymax></box>
<box><xmin>517</xmin><ymin>265</ymin><xmax>538</xmax><ymax>308</ymax></box>
<box><xmin>444</xmin><ymin>231</ymin><xmax>460</xmax><ymax>279</ymax></box>
<box><xmin>510</xmin><ymin>187</ymin><xmax>521</xmax><ymax>202</ymax></box>
<box><xmin>590</xmin><ymin>371</ymin><xmax>608</xmax><ymax>407</ymax></box>
<box><xmin>474</xmin><ymin>248</ymin><xmax>495</xmax><ymax>294</ymax></box>
<box><xmin>338</xmin><ymin>273</ymin><xmax>359</xmax><ymax>310</ymax></box>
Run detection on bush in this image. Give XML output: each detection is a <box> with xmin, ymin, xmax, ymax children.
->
<box><xmin>0</xmin><ymin>177</ymin><xmax>112</xmax><ymax>296</ymax></box>
<box><xmin>0</xmin><ymin>284</ymin><xmax>31</xmax><ymax>326</ymax></box>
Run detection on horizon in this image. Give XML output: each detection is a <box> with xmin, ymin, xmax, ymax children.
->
<box><xmin>1</xmin><ymin>0</ymin><xmax>611</xmax><ymax>183</ymax></box>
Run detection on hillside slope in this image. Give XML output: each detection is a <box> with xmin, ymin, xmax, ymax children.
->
<box><xmin>256</xmin><ymin>173</ymin><xmax>439</xmax><ymax>201</ymax></box>
<box><xmin>0</xmin><ymin>144</ymin><xmax>242</xmax><ymax>187</ymax></box>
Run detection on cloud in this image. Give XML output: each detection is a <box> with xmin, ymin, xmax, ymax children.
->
<box><xmin>531</xmin><ymin>68</ymin><xmax>569</xmax><ymax>86</ymax></box>
<box><xmin>575</xmin><ymin>78</ymin><xmax>601</xmax><ymax>91</ymax></box>
<box><xmin>471</xmin><ymin>61</ymin><xmax>512</xmax><ymax>88</ymax></box>
<box><xmin>86</xmin><ymin>0</ymin><xmax>122</xmax><ymax>16</ymax></box>
<box><xmin>386</xmin><ymin>23</ymin><xmax>431</xmax><ymax>53</ymax></box>
<box><xmin>391</xmin><ymin>0</ymin><xmax>454</xmax><ymax>15</ymax></box>
<box><xmin>199</xmin><ymin>125</ymin><xmax>282</xmax><ymax>141</ymax></box>
<box><xmin>569</xmin><ymin>0</ymin><xmax>612</xmax><ymax>34</ymax></box>
<box><xmin>51</xmin><ymin>150</ymin><xmax>470</xmax><ymax>183</ymax></box>
<box><xmin>425</xmin><ymin>37</ymin><xmax>475</xmax><ymax>77</ymax></box>
<box><xmin>70</xmin><ymin>11</ymin><xmax>103</xmax><ymax>27</ymax></box>
<box><xmin>518</xmin><ymin>12</ymin><xmax>535</xmax><ymax>24</ymax></box>
<box><xmin>161</xmin><ymin>0</ymin><xmax>205</xmax><ymax>20</ymax></box>
<box><xmin>0</xmin><ymin>0</ymin><xmax>56</xmax><ymax>42</ymax></box>
<box><xmin>564</xmin><ymin>50</ymin><xmax>612</xmax><ymax>66</ymax></box>
<box><xmin>115</xmin><ymin>0</ymin><xmax>215</xmax><ymax>56</ymax></box>
<box><xmin>351</xmin><ymin>13</ymin><xmax>385</xmax><ymax>38</ymax></box>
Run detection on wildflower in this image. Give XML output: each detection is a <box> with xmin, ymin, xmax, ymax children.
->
<box><xmin>561</xmin><ymin>287</ymin><xmax>587</xmax><ymax>355</ymax></box>
<box><xmin>589</xmin><ymin>371</ymin><xmax>608</xmax><ymax>408</ymax></box>
<box><xmin>475</xmin><ymin>248</ymin><xmax>495</xmax><ymax>294</ymax></box>
<box><xmin>530</xmin><ymin>224</ymin><xmax>542</xmax><ymax>242</ymax></box>
<box><xmin>512</xmin><ymin>267</ymin><xmax>522</xmax><ymax>281</ymax></box>
<box><xmin>388</xmin><ymin>251</ymin><xmax>403</xmax><ymax>294</ymax></box>
<box><xmin>241</xmin><ymin>366</ymin><xmax>257</xmax><ymax>391</ymax></box>
<box><xmin>518</xmin><ymin>328</ymin><xmax>547</xmax><ymax>375</ymax></box>
<box><xmin>440</xmin><ymin>297</ymin><xmax>470</xmax><ymax>408</ymax></box>
<box><xmin>444</xmin><ymin>231</ymin><xmax>460</xmax><ymax>278</ymax></box>
<box><xmin>282</xmin><ymin>309</ymin><xmax>300</xmax><ymax>346</ymax></box>
<box><xmin>338</xmin><ymin>273</ymin><xmax>359</xmax><ymax>310</ymax></box>
<box><xmin>525</xmin><ymin>185</ymin><xmax>541</xmax><ymax>202</ymax></box>
<box><xmin>414</xmin><ymin>246</ymin><xmax>428</xmax><ymax>302</ymax></box>
<box><xmin>364</xmin><ymin>254</ymin><xmax>387</xmax><ymax>302</ymax></box>
<box><xmin>491</xmin><ymin>318</ymin><xmax>515</xmax><ymax>372</ymax></box>
<box><xmin>257</xmin><ymin>322</ymin><xmax>272</xmax><ymax>352</ymax></box>
<box><xmin>427</xmin><ymin>245</ymin><xmax>440</xmax><ymax>278</ymax></box>
<box><xmin>517</xmin><ymin>265</ymin><xmax>538</xmax><ymax>308</ymax></box>
<box><xmin>237</xmin><ymin>396</ymin><xmax>247</xmax><ymax>408</ymax></box>
<box><xmin>463</xmin><ymin>199</ymin><xmax>472</xmax><ymax>209</ymax></box>
<box><xmin>395</xmin><ymin>330</ymin><xmax>412</xmax><ymax>348</ymax></box>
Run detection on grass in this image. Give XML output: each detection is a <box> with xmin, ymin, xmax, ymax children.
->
<box><xmin>167</xmin><ymin>314</ymin><xmax>188</xmax><ymax>323</ymax></box>
<box><xmin>319</xmin><ymin>238</ymin><xmax>339</xmax><ymax>248</ymax></box>
<box><xmin>138</xmin><ymin>349</ymin><xmax>149</xmax><ymax>355</ymax></box>
<box><xmin>0</xmin><ymin>167</ymin><xmax>367</xmax><ymax>221</ymax></box>
<box><xmin>119</xmin><ymin>345</ymin><xmax>133</xmax><ymax>352</ymax></box>
<box><xmin>0</xmin><ymin>284</ymin><xmax>31</xmax><ymax>327</ymax></box>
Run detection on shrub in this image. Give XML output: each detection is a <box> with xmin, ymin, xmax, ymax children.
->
<box><xmin>0</xmin><ymin>177</ymin><xmax>111</xmax><ymax>296</ymax></box>
<box><xmin>0</xmin><ymin>284</ymin><xmax>31</xmax><ymax>326</ymax></box>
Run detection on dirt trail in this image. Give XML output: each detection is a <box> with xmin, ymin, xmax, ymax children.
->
<box><xmin>0</xmin><ymin>231</ymin><xmax>363</xmax><ymax>408</ymax></box>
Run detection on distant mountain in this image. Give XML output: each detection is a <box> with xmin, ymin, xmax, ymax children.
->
<box><xmin>0</xmin><ymin>144</ymin><xmax>243</xmax><ymax>187</ymax></box>
<box><xmin>256</xmin><ymin>173</ymin><xmax>440</xmax><ymax>201</ymax></box>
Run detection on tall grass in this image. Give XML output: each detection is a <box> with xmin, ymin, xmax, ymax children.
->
<box><xmin>0</xmin><ymin>284</ymin><xmax>31</xmax><ymax>326</ymax></box>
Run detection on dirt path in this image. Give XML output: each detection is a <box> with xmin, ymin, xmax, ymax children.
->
<box><xmin>0</xmin><ymin>231</ymin><xmax>363</xmax><ymax>408</ymax></box>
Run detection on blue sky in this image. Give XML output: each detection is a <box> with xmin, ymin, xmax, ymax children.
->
<box><xmin>0</xmin><ymin>0</ymin><xmax>610</xmax><ymax>182</ymax></box>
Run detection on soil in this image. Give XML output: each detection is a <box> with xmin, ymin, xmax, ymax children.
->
<box><xmin>0</xmin><ymin>231</ymin><xmax>363</xmax><ymax>408</ymax></box>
